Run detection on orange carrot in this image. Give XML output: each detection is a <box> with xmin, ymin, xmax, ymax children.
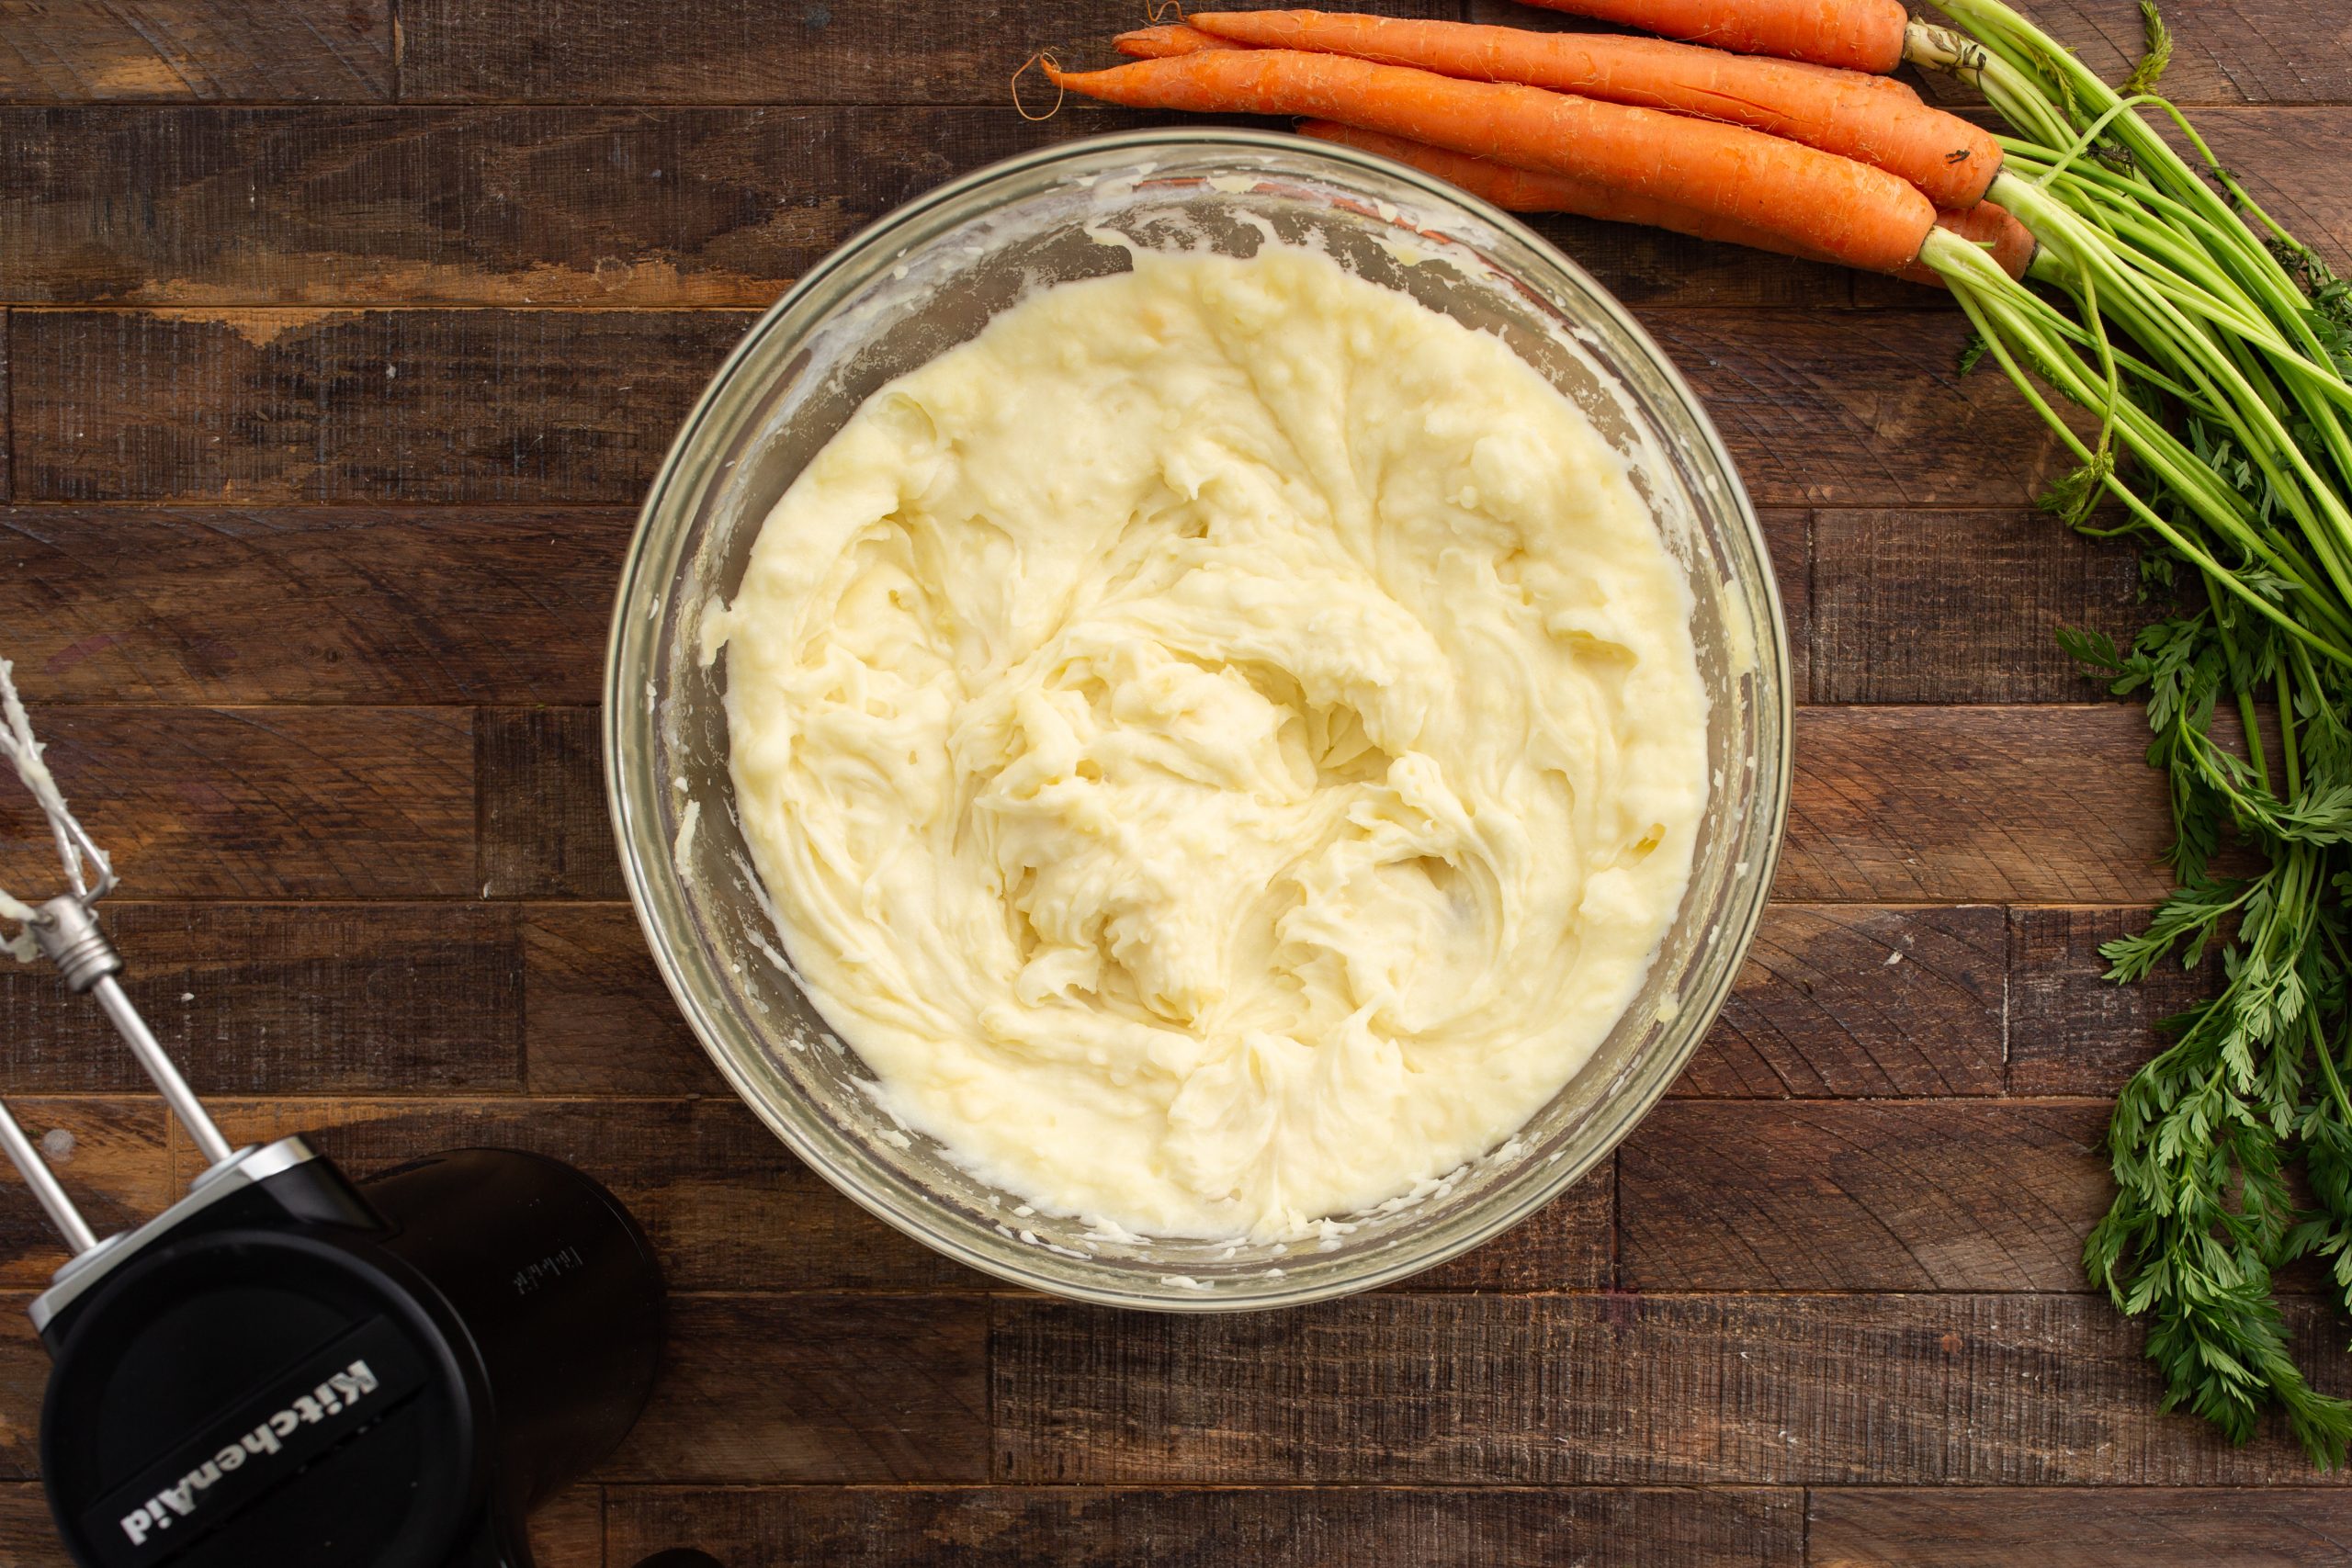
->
<box><xmin>1045</xmin><ymin>51</ymin><xmax>1936</xmax><ymax>275</ymax></box>
<box><xmin>1298</xmin><ymin>120</ymin><xmax>2034</xmax><ymax>287</ymax></box>
<box><xmin>1114</xmin><ymin>23</ymin><xmax>1248</xmax><ymax>59</ymax></box>
<box><xmin>1185</xmin><ymin>10</ymin><xmax>1996</xmax><ymax>206</ymax></box>
<box><xmin>1511</xmin><ymin>0</ymin><xmax>1908</xmax><ymax>74</ymax></box>
<box><xmin>1295</xmin><ymin>120</ymin><xmax>1829</xmax><ymax>260</ymax></box>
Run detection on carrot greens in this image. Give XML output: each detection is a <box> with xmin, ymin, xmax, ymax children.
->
<box><xmin>1914</xmin><ymin>0</ymin><xmax>2352</xmax><ymax>1464</ymax></box>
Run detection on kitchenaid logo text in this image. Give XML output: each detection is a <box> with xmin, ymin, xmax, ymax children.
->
<box><xmin>117</xmin><ymin>1359</ymin><xmax>380</xmax><ymax>1548</ymax></box>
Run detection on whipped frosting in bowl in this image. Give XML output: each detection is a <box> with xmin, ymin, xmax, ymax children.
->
<box><xmin>607</xmin><ymin>130</ymin><xmax>1789</xmax><ymax>1305</ymax></box>
<box><xmin>707</xmin><ymin>245</ymin><xmax>1709</xmax><ymax>1241</ymax></box>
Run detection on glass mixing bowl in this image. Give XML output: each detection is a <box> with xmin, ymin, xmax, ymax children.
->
<box><xmin>605</xmin><ymin>128</ymin><xmax>1791</xmax><ymax>1310</ymax></box>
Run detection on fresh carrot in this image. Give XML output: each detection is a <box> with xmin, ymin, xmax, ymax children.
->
<box><xmin>1114</xmin><ymin>23</ymin><xmax>1248</xmax><ymax>59</ymax></box>
<box><xmin>1295</xmin><ymin>120</ymin><xmax>1829</xmax><ymax>259</ymax></box>
<box><xmin>1129</xmin><ymin>17</ymin><xmax>1919</xmax><ymax>99</ymax></box>
<box><xmin>1045</xmin><ymin>51</ymin><xmax>1936</xmax><ymax>275</ymax></box>
<box><xmin>1183</xmin><ymin>10</ymin><xmax>1996</xmax><ymax>207</ymax></box>
<box><xmin>1512</xmin><ymin>0</ymin><xmax>1908</xmax><ymax>73</ymax></box>
<box><xmin>1297</xmin><ymin>119</ymin><xmax>2034</xmax><ymax>288</ymax></box>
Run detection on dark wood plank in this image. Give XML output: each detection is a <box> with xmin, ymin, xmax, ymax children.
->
<box><xmin>1406</xmin><ymin>1162</ymin><xmax>1611</xmax><ymax>1292</ymax></box>
<box><xmin>1618</xmin><ymin>1101</ymin><xmax>2108</xmax><ymax>1292</ymax></box>
<box><xmin>604</xmin><ymin>1484</ymin><xmax>1806</xmax><ymax>1568</ymax></box>
<box><xmin>0</xmin><ymin>0</ymin><xmax>391</xmax><ymax>102</ymax></box>
<box><xmin>0</xmin><ymin>107</ymin><xmax>1895</xmax><ymax>312</ymax></box>
<box><xmin>523</xmin><ymin>903</ymin><xmax>728</xmax><ymax>1096</ymax></box>
<box><xmin>1908</xmin><ymin>4</ymin><xmax>2352</xmax><ymax>107</ymax></box>
<box><xmin>606</xmin><ymin>1486</ymin><xmax>1120</xmax><ymax>1568</ymax></box>
<box><xmin>2213</xmin><ymin>109</ymin><xmax>2352</xmax><ymax>265</ymax></box>
<box><xmin>2009</xmin><ymin>905</ymin><xmax>2216</xmax><ymax>1097</ymax></box>
<box><xmin>1</xmin><ymin>507</ymin><xmax>628</xmax><ymax>705</ymax></box>
<box><xmin>397</xmin><ymin>0</ymin><xmax>1453</xmax><ymax>106</ymax></box>
<box><xmin>991</xmin><ymin>1292</ymin><xmax>2352</xmax><ymax>1484</ymax></box>
<box><xmin>478</xmin><ymin>707</ymin><xmax>623</xmax><ymax>899</ymax></box>
<box><xmin>1779</xmin><ymin>705</ymin><xmax>2171</xmax><ymax>903</ymax></box>
<box><xmin>14</xmin><ymin>309</ymin><xmax>2064</xmax><ymax>508</ymax></box>
<box><xmin>1119</xmin><ymin>1485</ymin><xmax>1804</xmax><ymax>1567</ymax></box>
<box><xmin>529</xmin><ymin>1482</ymin><xmax>604</xmax><ymax>1568</ymax></box>
<box><xmin>186</xmin><ymin>1098</ymin><xmax>974</xmax><ymax>1292</ymax></box>
<box><xmin>1810</xmin><ymin>508</ymin><xmax>2143</xmax><ymax>704</ymax></box>
<box><xmin>402</xmin><ymin>0</ymin><xmax>2352</xmax><ymax>108</ymax></box>
<box><xmin>0</xmin><ymin>1483</ymin><xmax>67</xmax><ymax>1568</ymax></box>
<box><xmin>0</xmin><ymin>1100</ymin><xmax>169</xmax><ymax>1288</ymax></box>
<box><xmin>1679</xmin><ymin>905</ymin><xmax>2007</xmax><ymax>1098</ymax></box>
<box><xmin>601</xmin><ymin>1294</ymin><xmax>989</xmax><ymax>1483</ymax></box>
<box><xmin>9</xmin><ymin>308</ymin><xmax>752</xmax><ymax>504</ymax></box>
<box><xmin>0</xmin><ymin>706</ymin><xmax>473</xmax><ymax>898</ymax></box>
<box><xmin>1641</xmin><ymin>310</ymin><xmax>2075</xmax><ymax>511</ymax></box>
<box><xmin>0</xmin><ymin>107</ymin><xmax>1074</xmax><ymax>308</ymax></box>
<box><xmin>0</xmin><ymin>1298</ymin><xmax>48</xmax><ymax>1480</ymax></box>
<box><xmin>0</xmin><ymin>904</ymin><xmax>521</xmax><ymax>1094</ymax></box>
<box><xmin>1807</xmin><ymin>1486</ymin><xmax>2352</xmax><ymax>1566</ymax></box>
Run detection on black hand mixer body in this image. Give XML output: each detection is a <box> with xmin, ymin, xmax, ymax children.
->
<box><xmin>10</xmin><ymin>900</ymin><xmax>675</xmax><ymax>1568</ymax></box>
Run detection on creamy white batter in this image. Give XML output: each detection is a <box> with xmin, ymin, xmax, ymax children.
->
<box><xmin>711</xmin><ymin>245</ymin><xmax>1708</xmax><ymax>1239</ymax></box>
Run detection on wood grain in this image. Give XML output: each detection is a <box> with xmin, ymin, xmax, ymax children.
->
<box><xmin>522</xmin><ymin>902</ymin><xmax>728</xmax><ymax>1096</ymax></box>
<box><xmin>1617</xmin><ymin>1101</ymin><xmax>2109</xmax><ymax>1292</ymax></box>
<box><xmin>2008</xmin><ymin>905</ymin><xmax>2217</xmax><ymax>1097</ymax></box>
<box><xmin>599</xmin><ymin>1294</ymin><xmax>989</xmax><ymax>1483</ymax></box>
<box><xmin>0</xmin><ymin>107</ymin><xmax>1084</xmax><ymax>308</ymax></box>
<box><xmin>396</xmin><ymin>0</ymin><xmax>2352</xmax><ymax>108</ymax></box>
<box><xmin>0</xmin><ymin>706</ymin><xmax>474</xmax><ymax>898</ymax></box>
<box><xmin>396</xmin><ymin>0</ymin><xmax>1453</xmax><ymax>106</ymax></box>
<box><xmin>1810</xmin><ymin>509</ymin><xmax>2143</xmax><ymax>704</ymax></box>
<box><xmin>1640</xmin><ymin>311</ymin><xmax>2076</xmax><ymax>511</ymax></box>
<box><xmin>1406</xmin><ymin>1163</ymin><xmax>1611</xmax><ymax>1293</ymax></box>
<box><xmin>608</xmin><ymin>1485</ymin><xmax>1122</xmax><ymax>1568</ymax></box>
<box><xmin>527</xmin><ymin>1482</ymin><xmax>604</xmax><ymax>1568</ymax></box>
<box><xmin>1779</xmin><ymin>706</ymin><xmax>2171</xmax><ymax>903</ymax></box>
<box><xmin>1906</xmin><ymin>3</ymin><xmax>2352</xmax><ymax>107</ymax></box>
<box><xmin>0</xmin><ymin>106</ymin><xmax>1877</xmax><ymax>312</ymax></box>
<box><xmin>9</xmin><ymin>308</ymin><xmax>753</xmax><ymax>504</ymax></box>
<box><xmin>992</xmin><ymin>1292</ymin><xmax>2352</xmax><ymax>1485</ymax></box>
<box><xmin>0</xmin><ymin>1483</ymin><xmax>66</xmax><ymax>1568</ymax></box>
<box><xmin>0</xmin><ymin>903</ymin><xmax>521</xmax><ymax>1094</ymax></box>
<box><xmin>1679</xmin><ymin>905</ymin><xmax>2007</xmax><ymax>1098</ymax></box>
<box><xmin>0</xmin><ymin>1100</ymin><xmax>168</xmax><ymax>1287</ymax></box>
<box><xmin>478</xmin><ymin>707</ymin><xmax>623</xmax><ymax>899</ymax></box>
<box><xmin>0</xmin><ymin>1299</ymin><xmax>46</xmax><ymax>1480</ymax></box>
<box><xmin>1807</xmin><ymin>1486</ymin><xmax>2352</xmax><ymax>1566</ymax></box>
<box><xmin>187</xmin><ymin>1099</ymin><xmax>978</xmax><ymax>1292</ymax></box>
<box><xmin>10</xmin><ymin>310</ymin><xmax>2065</xmax><ymax>509</ymax></box>
<box><xmin>605</xmin><ymin>1484</ymin><xmax>1806</xmax><ymax>1568</ymax></box>
<box><xmin>0</xmin><ymin>0</ymin><xmax>391</xmax><ymax>103</ymax></box>
<box><xmin>2219</xmin><ymin>108</ymin><xmax>2352</xmax><ymax>264</ymax></box>
<box><xmin>0</xmin><ymin>507</ymin><xmax>628</xmax><ymax>705</ymax></box>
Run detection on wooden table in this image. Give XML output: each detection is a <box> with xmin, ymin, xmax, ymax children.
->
<box><xmin>3</xmin><ymin>2</ymin><xmax>2350</xmax><ymax>1562</ymax></box>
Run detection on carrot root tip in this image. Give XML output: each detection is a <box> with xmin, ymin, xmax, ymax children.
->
<box><xmin>1012</xmin><ymin>50</ymin><xmax>1068</xmax><ymax>120</ymax></box>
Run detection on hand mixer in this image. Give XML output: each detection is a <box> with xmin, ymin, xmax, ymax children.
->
<box><xmin>0</xmin><ymin>666</ymin><xmax>718</xmax><ymax>1568</ymax></box>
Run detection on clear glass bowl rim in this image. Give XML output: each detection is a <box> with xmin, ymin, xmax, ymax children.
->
<box><xmin>605</xmin><ymin>126</ymin><xmax>1794</xmax><ymax>1311</ymax></box>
